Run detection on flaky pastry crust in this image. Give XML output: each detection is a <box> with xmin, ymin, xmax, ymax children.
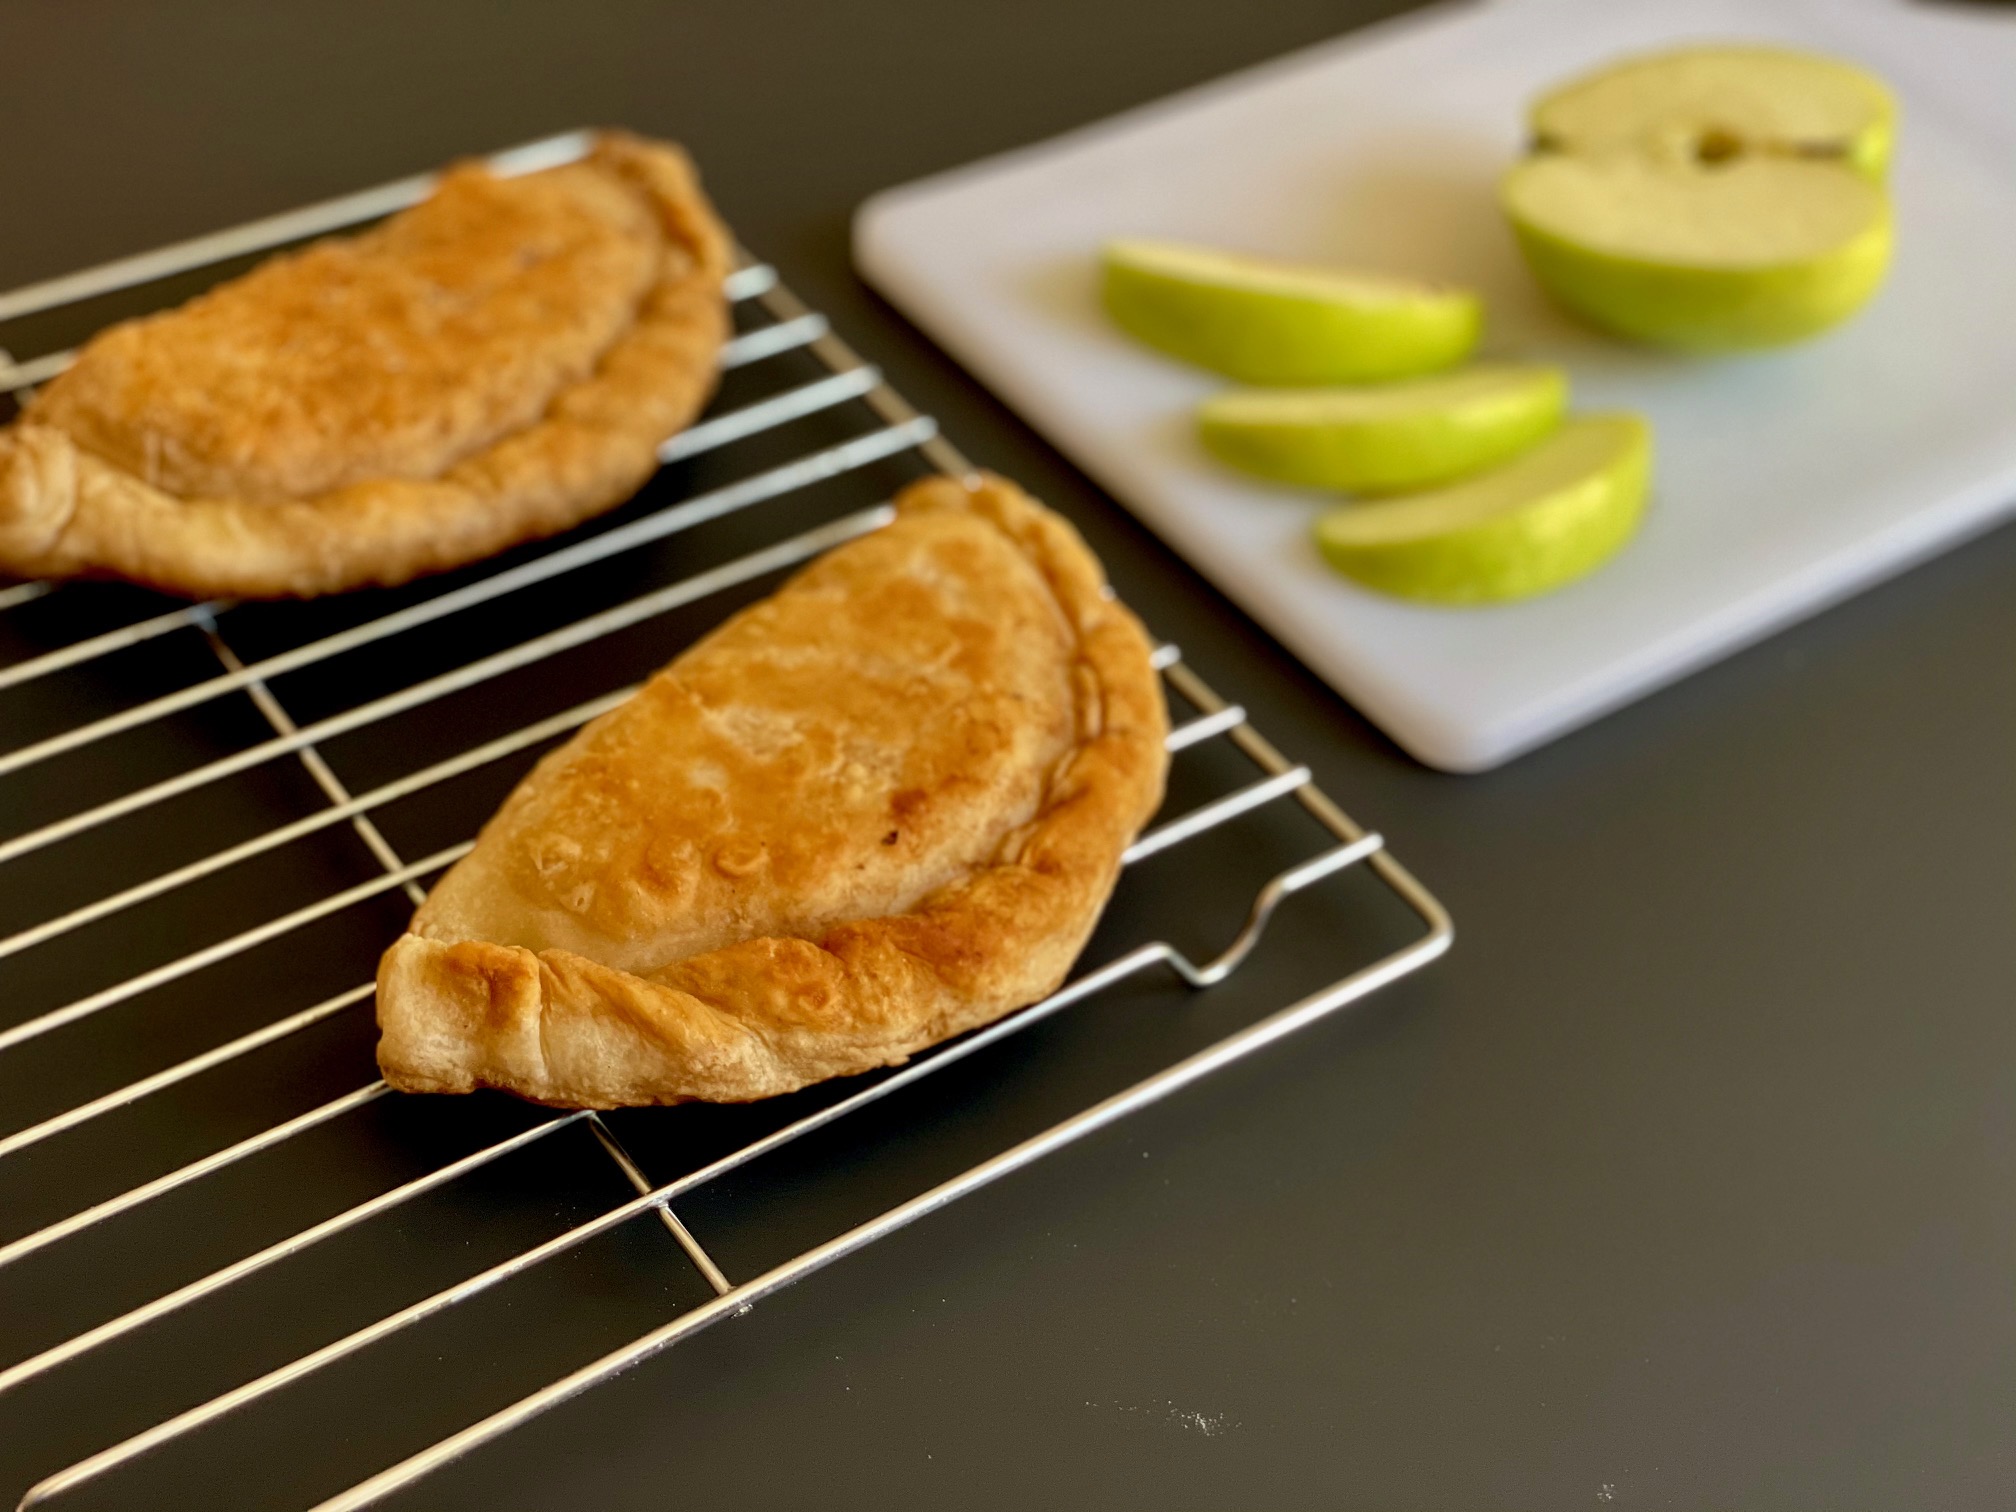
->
<box><xmin>375</xmin><ymin>474</ymin><xmax>1169</xmax><ymax>1108</ymax></box>
<box><xmin>0</xmin><ymin>131</ymin><xmax>730</xmax><ymax>598</ymax></box>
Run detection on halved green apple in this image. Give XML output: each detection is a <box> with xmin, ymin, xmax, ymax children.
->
<box><xmin>1313</xmin><ymin>414</ymin><xmax>1651</xmax><ymax>604</ymax></box>
<box><xmin>1503</xmin><ymin>47</ymin><xmax>1896</xmax><ymax>349</ymax></box>
<box><xmin>1102</xmin><ymin>239</ymin><xmax>1481</xmax><ymax>383</ymax></box>
<box><xmin>1198</xmin><ymin>363</ymin><xmax>1567</xmax><ymax>493</ymax></box>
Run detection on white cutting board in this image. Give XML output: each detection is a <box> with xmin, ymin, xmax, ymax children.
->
<box><xmin>854</xmin><ymin>0</ymin><xmax>2016</xmax><ymax>771</ymax></box>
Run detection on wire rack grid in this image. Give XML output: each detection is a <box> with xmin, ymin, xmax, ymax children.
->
<box><xmin>0</xmin><ymin>131</ymin><xmax>1451</xmax><ymax>1511</ymax></box>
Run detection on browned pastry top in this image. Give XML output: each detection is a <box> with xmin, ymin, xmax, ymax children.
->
<box><xmin>35</xmin><ymin>160</ymin><xmax>664</xmax><ymax>502</ymax></box>
<box><xmin>416</xmin><ymin>485</ymin><xmax>1086</xmax><ymax>971</ymax></box>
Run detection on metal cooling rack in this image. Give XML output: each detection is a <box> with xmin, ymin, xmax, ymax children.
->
<box><xmin>0</xmin><ymin>131</ymin><xmax>1451</xmax><ymax>1511</ymax></box>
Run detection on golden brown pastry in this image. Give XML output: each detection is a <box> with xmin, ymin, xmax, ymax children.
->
<box><xmin>375</xmin><ymin>473</ymin><xmax>1169</xmax><ymax>1108</ymax></box>
<box><xmin>0</xmin><ymin>131</ymin><xmax>730</xmax><ymax>598</ymax></box>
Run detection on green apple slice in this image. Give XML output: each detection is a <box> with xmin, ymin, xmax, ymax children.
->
<box><xmin>1503</xmin><ymin>47</ymin><xmax>1896</xmax><ymax>349</ymax></box>
<box><xmin>1102</xmin><ymin>239</ymin><xmax>1481</xmax><ymax>383</ymax></box>
<box><xmin>1531</xmin><ymin>46</ymin><xmax>1896</xmax><ymax>182</ymax></box>
<box><xmin>1313</xmin><ymin>414</ymin><xmax>1651</xmax><ymax>604</ymax></box>
<box><xmin>1197</xmin><ymin>363</ymin><xmax>1568</xmax><ymax>494</ymax></box>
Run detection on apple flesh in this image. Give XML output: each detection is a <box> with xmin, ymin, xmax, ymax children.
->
<box><xmin>1530</xmin><ymin>46</ymin><xmax>1895</xmax><ymax>182</ymax></box>
<box><xmin>1198</xmin><ymin>363</ymin><xmax>1568</xmax><ymax>493</ymax></box>
<box><xmin>1102</xmin><ymin>239</ymin><xmax>1481</xmax><ymax>383</ymax></box>
<box><xmin>1503</xmin><ymin>47</ymin><xmax>1896</xmax><ymax>350</ymax></box>
<box><xmin>1313</xmin><ymin>414</ymin><xmax>1651</xmax><ymax>604</ymax></box>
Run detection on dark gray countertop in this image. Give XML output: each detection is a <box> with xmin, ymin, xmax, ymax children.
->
<box><xmin>1</xmin><ymin>1</ymin><xmax>2011</xmax><ymax>1507</ymax></box>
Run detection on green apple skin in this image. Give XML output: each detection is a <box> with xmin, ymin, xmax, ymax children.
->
<box><xmin>1101</xmin><ymin>250</ymin><xmax>1482</xmax><ymax>384</ymax></box>
<box><xmin>1314</xmin><ymin>414</ymin><xmax>1652</xmax><ymax>605</ymax></box>
<box><xmin>1505</xmin><ymin>198</ymin><xmax>1893</xmax><ymax>350</ymax></box>
<box><xmin>1198</xmin><ymin>365</ymin><xmax>1567</xmax><ymax>493</ymax></box>
<box><xmin>1838</xmin><ymin>111</ymin><xmax>1895</xmax><ymax>183</ymax></box>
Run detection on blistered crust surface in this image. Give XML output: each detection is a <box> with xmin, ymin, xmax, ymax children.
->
<box><xmin>375</xmin><ymin>473</ymin><xmax>1170</xmax><ymax>1108</ymax></box>
<box><xmin>0</xmin><ymin>131</ymin><xmax>730</xmax><ymax>598</ymax></box>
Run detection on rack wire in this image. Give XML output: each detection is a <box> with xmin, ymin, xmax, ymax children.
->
<box><xmin>0</xmin><ymin>131</ymin><xmax>1451</xmax><ymax>1511</ymax></box>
